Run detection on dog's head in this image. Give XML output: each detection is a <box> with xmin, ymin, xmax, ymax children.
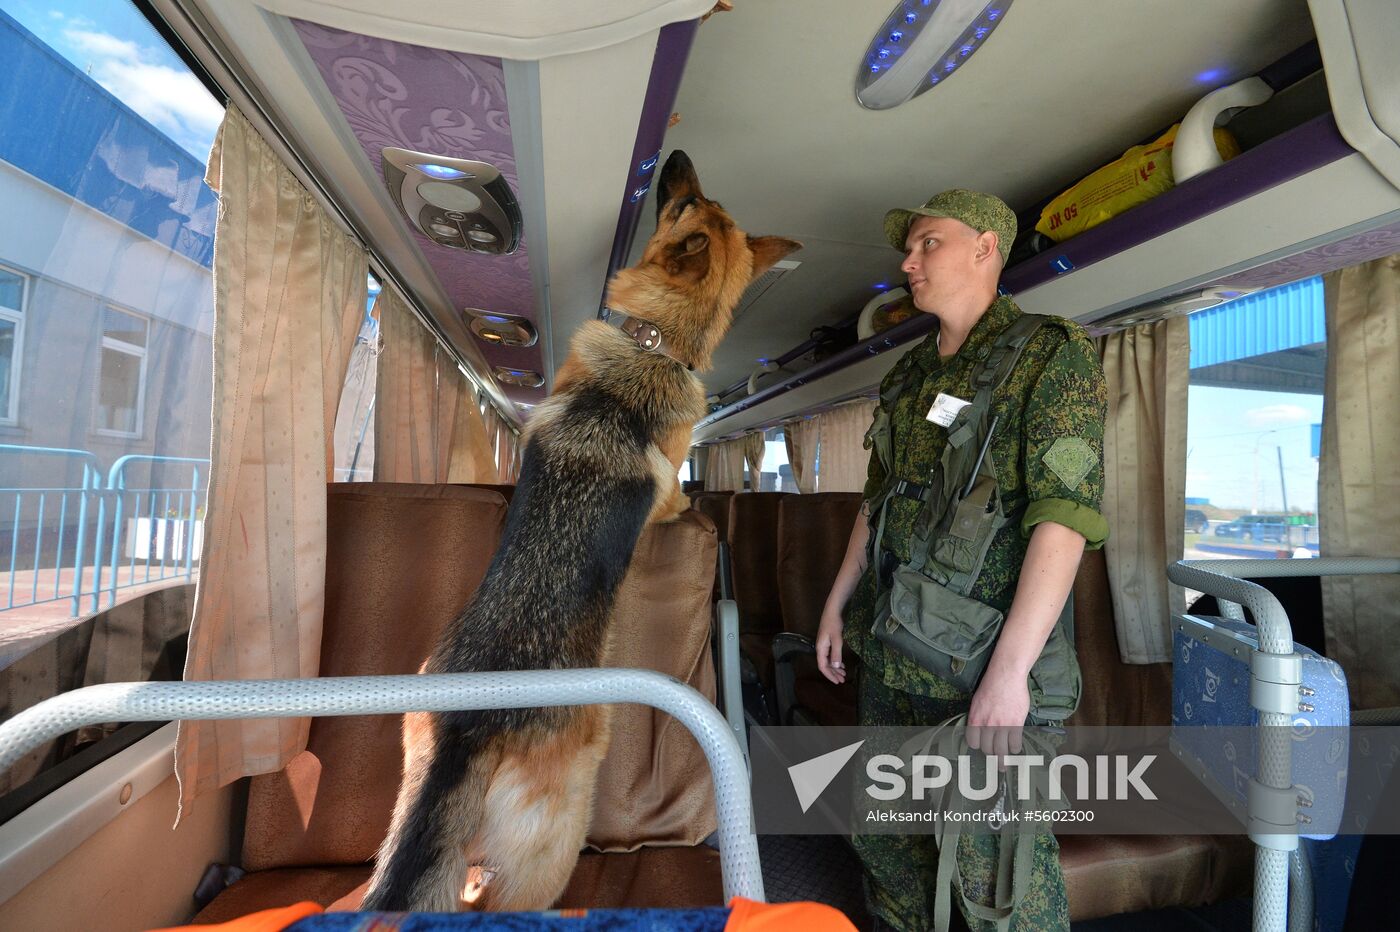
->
<box><xmin>614</xmin><ymin>151</ymin><xmax>801</xmax><ymax>369</ymax></box>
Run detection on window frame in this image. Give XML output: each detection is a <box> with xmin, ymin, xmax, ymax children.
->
<box><xmin>0</xmin><ymin>263</ymin><xmax>28</xmax><ymax>427</ymax></box>
<box><xmin>93</xmin><ymin>305</ymin><xmax>150</xmax><ymax>440</ymax></box>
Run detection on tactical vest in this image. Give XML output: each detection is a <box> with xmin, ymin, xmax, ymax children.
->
<box><xmin>863</xmin><ymin>313</ymin><xmax>1081</xmax><ymax>723</ymax></box>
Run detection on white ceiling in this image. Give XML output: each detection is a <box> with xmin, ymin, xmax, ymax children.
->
<box><xmin>634</xmin><ymin>0</ymin><xmax>1317</xmax><ymax>391</ymax></box>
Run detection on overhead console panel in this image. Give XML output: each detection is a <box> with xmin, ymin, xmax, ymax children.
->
<box><xmin>175</xmin><ymin>0</ymin><xmax>712</xmax><ymax>412</ymax></box>
<box><xmin>1308</xmin><ymin>0</ymin><xmax>1400</xmax><ymax>193</ymax></box>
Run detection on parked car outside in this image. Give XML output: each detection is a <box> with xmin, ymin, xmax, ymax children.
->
<box><xmin>1213</xmin><ymin>514</ymin><xmax>1290</xmax><ymax>542</ymax></box>
<box><xmin>1185</xmin><ymin>509</ymin><xmax>1210</xmax><ymax>533</ymax></box>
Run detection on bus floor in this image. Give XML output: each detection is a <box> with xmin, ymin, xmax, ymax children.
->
<box><xmin>758</xmin><ymin>833</ymin><xmax>1253</xmax><ymax>932</ymax></box>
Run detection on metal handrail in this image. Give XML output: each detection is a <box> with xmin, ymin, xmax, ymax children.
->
<box><xmin>106</xmin><ymin>454</ymin><xmax>210</xmax><ymax>491</ymax></box>
<box><xmin>0</xmin><ymin>444</ymin><xmax>102</xmax><ymax>489</ymax></box>
<box><xmin>0</xmin><ymin>668</ymin><xmax>764</xmax><ymax>904</ymax></box>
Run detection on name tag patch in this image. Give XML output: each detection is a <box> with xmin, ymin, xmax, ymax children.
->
<box><xmin>926</xmin><ymin>392</ymin><xmax>971</xmax><ymax>428</ymax></box>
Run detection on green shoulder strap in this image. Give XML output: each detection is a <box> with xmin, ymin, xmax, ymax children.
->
<box><xmin>904</xmin><ymin>314</ymin><xmax>1046</xmax><ymax>581</ymax></box>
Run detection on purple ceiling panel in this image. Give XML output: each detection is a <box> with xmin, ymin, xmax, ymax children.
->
<box><xmin>293</xmin><ymin>20</ymin><xmax>545</xmax><ymax>402</ymax></box>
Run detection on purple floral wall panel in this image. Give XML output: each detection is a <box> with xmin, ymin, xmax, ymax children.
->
<box><xmin>1216</xmin><ymin>219</ymin><xmax>1400</xmax><ymax>291</ymax></box>
<box><xmin>293</xmin><ymin>20</ymin><xmax>543</xmax><ymax>397</ymax></box>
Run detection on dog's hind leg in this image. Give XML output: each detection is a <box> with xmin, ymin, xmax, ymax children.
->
<box><xmin>467</xmin><ymin>706</ymin><xmax>614</xmax><ymax>911</ymax></box>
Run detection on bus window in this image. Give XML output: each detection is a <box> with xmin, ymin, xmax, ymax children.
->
<box><xmin>1185</xmin><ymin>276</ymin><xmax>1324</xmax><ymax>561</ymax></box>
<box><xmin>0</xmin><ymin>0</ymin><xmax>222</xmax><ymax>794</ymax></box>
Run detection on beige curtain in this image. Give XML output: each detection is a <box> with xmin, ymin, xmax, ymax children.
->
<box><xmin>374</xmin><ymin>288</ymin><xmax>507</xmax><ymax>484</ymax></box>
<box><xmin>374</xmin><ymin>286</ymin><xmax>451</xmax><ymax>482</ymax></box>
<box><xmin>176</xmin><ymin>106</ymin><xmax>368</xmax><ymax>814</ymax></box>
<box><xmin>704</xmin><ymin>437</ymin><xmax>746</xmax><ymax>491</ymax></box>
<box><xmin>497</xmin><ymin>421</ymin><xmax>520</xmax><ymax>483</ymax></box>
<box><xmin>742</xmin><ymin>432</ymin><xmax>766</xmax><ymax>490</ymax></box>
<box><xmin>816</xmin><ymin>400</ymin><xmax>878</xmax><ymax>493</ymax></box>
<box><xmin>445</xmin><ymin>389</ymin><xmax>499</xmax><ymax>483</ymax></box>
<box><xmin>1096</xmin><ymin>317</ymin><xmax>1188</xmax><ymax>664</ymax></box>
<box><xmin>1320</xmin><ymin>256</ymin><xmax>1400</xmax><ymax>709</ymax></box>
<box><xmin>784</xmin><ymin>417</ymin><xmax>819</xmax><ymax>493</ymax></box>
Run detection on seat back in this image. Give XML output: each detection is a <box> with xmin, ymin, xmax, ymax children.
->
<box><xmin>588</xmin><ymin>509</ymin><xmax>719</xmax><ymax>850</ymax></box>
<box><xmin>242</xmin><ymin>484</ymin><xmax>509</xmax><ymax>871</ymax></box>
<box><xmin>775</xmin><ymin>493</ymin><xmax>863</xmax><ymax>639</ymax></box>
<box><xmin>727</xmin><ymin>492</ymin><xmax>789</xmax><ymax>637</ymax></box>
<box><xmin>241</xmin><ymin>484</ymin><xmax>719</xmax><ymax>872</ymax></box>
<box><xmin>689</xmin><ymin>492</ymin><xmax>732</xmax><ymax>543</ymax></box>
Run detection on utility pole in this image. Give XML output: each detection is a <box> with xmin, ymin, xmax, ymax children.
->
<box><xmin>1277</xmin><ymin>446</ymin><xmax>1289</xmax><ymax>514</ymax></box>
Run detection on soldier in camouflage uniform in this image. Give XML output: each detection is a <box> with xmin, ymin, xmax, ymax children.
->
<box><xmin>815</xmin><ymin>190</ymin><xmax>1108</xmax><ymax>932</ymax></box>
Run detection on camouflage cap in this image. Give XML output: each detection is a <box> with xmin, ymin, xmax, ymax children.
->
<box><xmin>884</xmin><ymin>189</ymin><xmax>1017</xmax><ymax>264</ymax></box>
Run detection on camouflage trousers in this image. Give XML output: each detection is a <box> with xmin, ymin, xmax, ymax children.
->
<box><xmin>851</xmin><ymin>668</ymin><xmax>1070</xmax><ymax>932</ymax></box>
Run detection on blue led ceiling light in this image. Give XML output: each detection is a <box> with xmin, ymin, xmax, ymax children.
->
<box><xmin>413</xmin><ymin>163</ymin><xmax>472</xmax><ymax>180</ymax></box>
<box><xmin>855</xmin><ymin>0</ymin><xmax>1016</xmax><ymax>110</ymax></box>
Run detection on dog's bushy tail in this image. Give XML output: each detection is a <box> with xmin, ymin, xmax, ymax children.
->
<box><xmin>361</xmin><ymin>722</ymin><xmax>493</xmax><ymax>912</ymax></box>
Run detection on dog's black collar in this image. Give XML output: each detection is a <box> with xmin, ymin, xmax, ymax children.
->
<box><xmin>602</xmin><ymin>308</ymin><xmax>693</xmax><ymax>371</ymax></box>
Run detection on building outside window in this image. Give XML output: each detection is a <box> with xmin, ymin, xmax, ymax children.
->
<box><xmin>95</xmin><ymin>306</ymin><xmax>148</xmax><ymax>437</ymax></box>
<box><xmin>0</xmin><ymin>266</ymin><xmax>24</xmax><ymax>425</ymax></box>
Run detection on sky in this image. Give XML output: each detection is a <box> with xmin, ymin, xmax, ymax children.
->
<box><xmin>1185</xmin><ymin>383</ymin><xmax>1322</xmax><ymax>514</ymax></box>
<box><xmin>2</xmin><ymin>0</ymin><xmax>222</xmax><ymax>161</ymax></box>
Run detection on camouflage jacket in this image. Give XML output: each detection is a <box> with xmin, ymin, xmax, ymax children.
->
<box><xmin>845</xmin><ymin>295</ymin><xmax>1108</xmax><ymax>699</ymax></box>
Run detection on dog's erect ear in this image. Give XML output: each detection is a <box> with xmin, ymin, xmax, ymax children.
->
<box><xmin>656</xmin><ymin>150</ymin><xmax>702</xmax><ymax>223</ymax></box>
<box><xmin>667</xmin><ymin>232</ymin><xmax>711</xmax><ymax>277</ymax></box>
<box><xmin>747</xmin><ymin>235</ymin><xmax>802</xmax><ymax>282</ymax></box>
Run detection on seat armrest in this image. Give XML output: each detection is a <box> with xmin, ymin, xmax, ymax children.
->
<box><xmin>772</xmin><ymin>632</ymin><xmax>815</xmax><ymax>726</ymax></box>
<box><xmin>713</xmin><ymin>599</ymin><xmax>746</xmax><ymax>756</ymax></box>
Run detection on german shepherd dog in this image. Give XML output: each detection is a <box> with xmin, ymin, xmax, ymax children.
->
<box><xmin>361</xmin><ymin>151</ymin><xmax>800</xmax><ymax>913</ymax></box>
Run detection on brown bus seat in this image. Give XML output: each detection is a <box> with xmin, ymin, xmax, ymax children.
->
<box><xmin>773</xmin><ymin>493</ymin><xmax>864</xmax><ymax>726</ymax></box>
<box><xmin>1059</xmin><ymin>548</ymin><xmax>1251</xmax><ymax>921</ymax></box>
<box><xmin>194</xmin><ymin>485</ymin><xmax>724</xmax><ymax>922</ymax></box>
<box><xmin>689</xmin><ymin>491</ymin><xmax>734</xmax><ymax>600</ymax></box>
<box><xmin>726</xmin><ymin>492</ymin><xmax>789</xmax><ymax>684</ymax></box>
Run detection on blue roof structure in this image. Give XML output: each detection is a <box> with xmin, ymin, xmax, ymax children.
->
<box><xmin>0</xmin><ymin>10</ymin><xmax>217</xmax><ymax>268</ymax></box>
<box><xmin>1189</xmin><ymin>276</ymin><xmax>1325</xmax><ymax>369</ymax></box>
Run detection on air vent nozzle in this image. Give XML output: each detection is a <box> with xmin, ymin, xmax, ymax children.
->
<box><xmin>382</xmin><ymin>147</ymin><xmax>522</xmax><ymax>254</ymax></box>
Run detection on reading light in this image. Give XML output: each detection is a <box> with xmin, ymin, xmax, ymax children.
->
<box><xmin>464</xmin><ymin>308</ymin><xmax>538</xmax><ymax>348</ymax></box>
<box><xmin>414</xmin><ymin>163</ymin><xmax>472</xmax><ymax>180</ymax></box>
<box><xmin>494</xmin><ymin>367</ymin><xmax>544</xmax><ymax>388</ymax></box>
<box><xmin>856</xmin><ymin>0</ymin><xmax>1016</xmax><ymax>110</ymax></box>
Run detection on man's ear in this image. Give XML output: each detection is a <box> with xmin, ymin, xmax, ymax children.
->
<box><xmin>974</xmin><ymin>230</ymin><xmax>1000</xmax><ymax>264</ymax></box>
<box><xmin>747</xmin><ymin>235</ymin><xmax>803</xmax><ymax>281</ymax></box>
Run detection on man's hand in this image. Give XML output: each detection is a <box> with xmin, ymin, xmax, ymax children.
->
<box><xmin>967</xmin><ymin>665</ymin><xmax>1029</xmax><ymax>762</ymax></box>
<box><xmin>815</xmin><ymin>609</ymin><xmax>847</xmax><ymax>684</ymax></box>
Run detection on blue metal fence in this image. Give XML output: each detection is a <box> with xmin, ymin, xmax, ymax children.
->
<box><xmin>0</xmin><ymin>445</ymin><xmax>209</xmax><ymax>617</ymax></box>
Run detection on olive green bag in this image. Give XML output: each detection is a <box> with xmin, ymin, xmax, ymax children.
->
<box><xmin>865</xmin><ymin>314</ymin><xmax>1081</xmax><ymax>722</ymax></box>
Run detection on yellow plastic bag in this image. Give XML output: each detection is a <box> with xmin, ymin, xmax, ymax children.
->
<box><xmin>1035</xmin><ymin>123</ymin><xmax>1240</xmax><ymax>242</ymax></box>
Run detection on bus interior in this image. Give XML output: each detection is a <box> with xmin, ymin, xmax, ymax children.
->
<box><xmin>0</xmin><ymin>0</ymin><xmax>1398</xmax><ymax>930</ymax></box>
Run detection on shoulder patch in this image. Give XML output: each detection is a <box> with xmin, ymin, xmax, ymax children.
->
<box><xmin>1043</xmin><ymin>437</ymin><xmax>1095</xmax><ymax>490</ymax></box>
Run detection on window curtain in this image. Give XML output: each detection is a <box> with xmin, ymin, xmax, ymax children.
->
<box><xmin>783</xmin><ymin>417</ymin><xmax>819</xmax><ymax>493</ymax></box>
<box><xmin>742</xmin><ymin>432</ymin><xmax>766</xmax><ymax>490</ymax></box>
<box><xmin>496</xmin><ymin>421</ymin><xmax>520</xmax><ymax>484</ymax></box>
<box><xmin>815</xmin><ymin>400</ymin><xmax>877</xmax><ymax>493</ymax></box>
<box><xmin>445</xmin><ymin>388</ymin><xmax>499</xmax><ymax>483</ymax></box>
<box><xmin>176</xmin><ymin>105</ymin><xmax>368</xmax><ymax>815</ymax></box>
<box><xmin>373</xmin><ymin>285</ymin><xmax>454</xmax><ymax>483</ymax></box>
<box><xmin>1096</xmin><ymin>317</ymin><xmax>1188</xmax><ymax>664</ymax></box>
<box><xmin>1320</xmin><ymin>255</ymin><xmax>1400</xmax><ymax>709</ymax></box>
<box><xmin>330</xmin><ymin>310</ymin><xmax>379</xmax><ymax>482</ymax></box>
<box><xmin>704</xmin><ymin>437</ymin><xmax>746</xmax><ymax>491</ymax></box>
